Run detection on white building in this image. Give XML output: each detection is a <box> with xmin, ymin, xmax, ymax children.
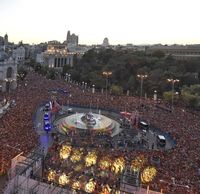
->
<box><xmin>12</xmin><ymin>45</ymin><xmax>25</xmax><ymax>65</ymax></box>
<box><xmin>145</xmin><ymin>44</ymin><xmax>200</xmax><ymax>60</ymax></box>
<box><xmin>38</xmin><ymin>41</ymin><xmax>74</xmax><ymax>70</ymax></box>
<box><xmin>0</xmin><ymin>51</ymin><xmax>17</xmax><ymax>92</ymax></box>
<box><xmin>102</xmin><ymin>37</ymin><xmax>109</xmax><ymax>47</ymax></box>
<box><xmin>36</xmin><ymin>53</ymin><xmax>44</xmax><ymax>65</ymax></box>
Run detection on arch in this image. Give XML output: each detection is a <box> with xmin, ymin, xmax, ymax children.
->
<box><xmin>6</xmin><ymin>67</ymin><xmax>13</xmax><ymax>78</ymax></box>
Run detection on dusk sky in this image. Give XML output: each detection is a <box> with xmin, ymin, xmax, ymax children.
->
<box><xmin>1</xmin><ymin>0</ymin><xmax>200</xmax><ymax>45</ymax></box>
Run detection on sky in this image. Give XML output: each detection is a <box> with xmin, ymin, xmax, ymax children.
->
<box><xmin>0</xmin><ymin>0</ymin><xmax>200</xmax><ymax>45</ymax></box>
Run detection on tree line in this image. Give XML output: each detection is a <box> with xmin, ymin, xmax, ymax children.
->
<box><xmin>19</xmin><ymin>48</ymin><xmax>200</xmax><ymax>109</ymax></box>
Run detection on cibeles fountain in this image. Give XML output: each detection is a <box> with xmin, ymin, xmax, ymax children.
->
<box><xmin>55</xmin><ymin>111</ymin><xmax>119</xmax><ymax>136</ymax></box>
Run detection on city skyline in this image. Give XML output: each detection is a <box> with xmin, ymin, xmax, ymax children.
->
<box><xmin>1</xmin><ymin>0</ymin><xmax>200</xmax><ymax>45</ymax></box>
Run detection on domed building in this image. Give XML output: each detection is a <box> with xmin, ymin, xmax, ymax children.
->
<box><xmin>102</xmin><ymin>37</ymin><xmax>109</xmax><ymax>47</ymax></box>
<box><xmin>0</xmin><ymin>50</ymin><xmax>17</xmax><ymax>92</ymax></box>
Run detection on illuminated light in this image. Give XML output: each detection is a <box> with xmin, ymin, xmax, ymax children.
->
<box><xmin>114</xmin><ymin>190</ymin><xmax>120</xmax><ymax>194</ymax></box>
<box><xmin>85</xmin><ymin>179</ymin><xmax>96</xmax><ymax>193</ymax></box>
<box><xmin>99</xmin><ymin>156</ymin><xmax>112</xmax><ymax>170</ymax></box>
<box><xmin>85</xmin><ymin>151</ymin><xmax>97</xmax><ymax>167</ymax></box>
<box><xmin>131</xmin><ymin>155</ymin><xmax>147</xmax><ymax>171</ymax></box>
<box><xmin>48</xmin><ymin>170</ymin><xmax>56</xmax><ymax>182</ymax></box>
<box><xmin>59</xmin><ymin>144</ymin><xmax>72</xmax><ymax>159</ymax></box>
<box><xmin>70</xmin><ymin>148</ymin><xmax>83</xmax><ymax>163</ymax></box>
<box><xmin>58</xmin><ymin>173</ymin><xmax>70</xmax><ymax>185</ymax></box>
<box><xmin>111</xmin><ymin>157</ymin><xmax>125</xmax><ymax>174</ymax></box>
<box><xmin>141</xmin><ymin>166</ymin><xmax>157</xmax><ymax>183</ymax></box>
<box><xmin>72</xmin><ymin>180</ymin><xmax>81</xmax><ymax>190</ymax></box>
<box><xmin>100</xmin><ymin>184</ymin><xmax>112</xmax><ymax>194</ymax></box>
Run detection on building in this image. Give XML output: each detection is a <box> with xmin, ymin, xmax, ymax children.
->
<box><xmin>12</xmin><ymin>45</ymin><xmax>25</xmax><ymax>66</ymax></box>
<box><xmin>0</xmin><ymin>33</ymin><xmax>8</xmax><ymax>46</ymax></box>
<box><xmin>0</xmin><ymin>50</ymin><xmax>17</xmax><ymax>92</ymax></box>
<box><xmin>36</xmin><ymin>52</ymin><xmax>44</xmax><ymax>65</ymax></box>
<box><xmin>66</xmin><ymin>30</ymin><xmax>78</xmax><ymax>47</ymax></box>
<box><xmin>4</xmin><ymin>33</ymin><xmax>8</xmax><ymax>45</ymax></box>
<box><xmin>41</xmin><ymin>41</ymin><xmax>74</xmax><ymax>70</ymax></box>
<box><xmin>0</xmin><ymin>36</ymin><xmax>4</xmax><ymax>45</ymax></box>
<box><xmin>145</xmin><ymin>44</ymin><xmax>200</xmax><ymax>60</ymax></box>
<box><xmin>102</xmin><ymin>37</ymin><xmax>109</xmax><ymax>47</ymax></box>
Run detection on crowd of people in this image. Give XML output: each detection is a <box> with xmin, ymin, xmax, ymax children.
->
<box><xmin>0</xmin><ymin>70</ymin><xmax>200</xmax><ymax>193</ymax></box>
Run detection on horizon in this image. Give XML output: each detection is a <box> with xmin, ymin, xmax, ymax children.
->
<box><xmin>1</xmin><ymin>0</ymin><xmax>200</xmax><ymax>45</ymax></box>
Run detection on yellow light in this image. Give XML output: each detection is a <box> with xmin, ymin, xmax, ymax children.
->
<box><xmin>70</xmin><ymin>148</ymin><xmax>83</xmax><ymax>163</ymax></box>
<box><xmin>131</xmin><ymin>155</ymin><xmax>147</xmax><ymax>171</ymax></box>
<box><xmin>48</xmin><ymin>170</ymin><xmax>56</xmax><ymax>182</ymax></box>
<box><xmin>85</xmin><ymin>151</ymin><xmax>97</xmax><ymax>167</ymax></box>
<box><xmin>100</xmin><ymin>184</ymin><xmax>112</xmax><ymax>194</ymax></box>
<box><xmin>111</xmin><ymin>157</ymin><xmax>125</xmax><ymax>174</ymax></box>
<box><xmin>99</xmin><ymin>156</ymin><xmax>112</xmax><ymax>170</ymax></box>
<box><xmin>58</xmin><ymin>173</ymin><xmax>70</xmax><ymax>185</ymax></box>
<box><xmin>72</xmin><ymin>180</ymin><xmax>81</xmax><ymax>190</ymax></box>
<box><xmin>59</xmin><ymin>144</ymin><xmax>72</xmax><ymax>159</ymax></box>
<box><xmin>141</xmin><ymin>166</ymin><xmax>157</xmax><ymax>183</ymax></box>
<box><xmin>114</xmin><ymin>190</ymin><xmax>120</xmax><ymax>194</ymax></box>
<box><xmin>85</xmin><ymin>179</ymin><xmax>96</xmax><ymax>193</ymax></box>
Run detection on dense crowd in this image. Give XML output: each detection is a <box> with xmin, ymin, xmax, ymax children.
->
<box><xmin>0</xmin><ymin>70</ymin><xmax>200</xmax><ymax>193</ymax></box>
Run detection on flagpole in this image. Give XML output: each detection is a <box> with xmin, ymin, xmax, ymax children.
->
<box><xmin>146</xmin><ymin>185</ymin><xmax>149</xmax><ymax>194</ymax></box>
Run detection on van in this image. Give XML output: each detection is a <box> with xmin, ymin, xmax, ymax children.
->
<box><xmin>139</xmin><ymin>121</ymin><xmax>149</xmax><ymax>130</ymax></box>
<box><xmin>157</xmin><ymin>135</ymin><xmax>166</xmax><ymax>147</ymax></box>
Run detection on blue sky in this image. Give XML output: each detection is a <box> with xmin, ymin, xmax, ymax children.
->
<box><xmin>1</xmin><ymin>0</ymin><xmax>200</xmax><ymax>45</ymax></box>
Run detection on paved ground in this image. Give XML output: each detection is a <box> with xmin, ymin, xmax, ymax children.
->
<box><xmin>0</xmin><ymin>175</ymin><xmax>7</xmax><ymax>193</ymax></box>
<box><xmin>34</xmin><ymin>104</ymin><xmax>175</xmax><ymax>153</ymax></box>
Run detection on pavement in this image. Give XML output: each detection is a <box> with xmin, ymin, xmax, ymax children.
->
<box><xmin>34</xmin><ymin>104</ymin><xmax>175</xmax><ymax>153</ymax></box>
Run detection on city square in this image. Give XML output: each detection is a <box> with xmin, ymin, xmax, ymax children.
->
<box><xmin>0</xmin><ymin>70</ymin><xmax>199</xmax><ymax>193</ymax></box>
<box><xmin>1</xmin><ymin>1</ymin><xmax>200</xmax><ymax>193</ymax></box>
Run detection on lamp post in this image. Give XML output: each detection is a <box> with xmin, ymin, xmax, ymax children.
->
<box><xmin>137</xmin><ymin>74</ymin><xmax>148</xmax><ymax>100</ymax></box>
<box><xmin>159</xmin><ymin>179</ymin><xmax>190</xmax><ymax>193</ymax></box>
<box><xmin>153</xmin><ymin>90</ymin><xmax>157</xmax><ymax>101</ymax></box>
<box><xmin>92</xmin><ymin>84</ymin><xmax>95</xmax><ymax>94</ymax></box>
<box><xmin>65</xmin><ymin>73</ymin><xmax>71</xmax><ymax>82</ymax></box>
<box><xmin>102</xmin><ymin>71</ymin><xmax>112</xmax><ymax>99</ymax></box>
<box><xmin>167</xmin><ymin>79</ymin><xmax>179</xmax><ymax>110</ymax></box>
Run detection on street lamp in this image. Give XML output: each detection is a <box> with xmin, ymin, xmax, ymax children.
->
<box><xmin>92</xmin><ymin>84</ymin><xmax>95</xmax><ymax>94</ymax></box>
<box><xmin>102</xmin><ymin>71</ymin><xmax>112</xmax><ymax>99</ymax></box>
<box><xmin>159</xmin><ymin>179</ymin><xmax>190</xmax><ymax>192</ymax></box>
<box><xmin>65</xmin><ymin>73</ymin><xmax>71</xmax><ymax>82</ymax></box>
<box><xmin>137</xmin><ymin>74</ymin><xmax>148</xmax><ymax>100</ymax></box>
<box><xmin>167</xmin><ymin>79</ymin><xmax>179</xmax><ymax>110</ymax></box>
<box><xmin>153</xmin><ymin>90</ymin><xmax>157</xmax><ymax>101</ymax></box>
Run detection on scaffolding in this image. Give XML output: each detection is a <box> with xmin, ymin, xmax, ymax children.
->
<box><xmin>4</xmin><ymin>147</ymin><xmax>79</xmax><ymax>194</ymax></box>
<box><xmin>120</xmin><ymin>167</ymin><xmax>140</xmax><ymax>194</ymax></box>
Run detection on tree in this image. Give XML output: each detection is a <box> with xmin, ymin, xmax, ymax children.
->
<box><xmin>46</xmin><ymin>68</ymin><xmax>57</xmax><ymax>80</ymax></box>
<box><xmin>62</xmin><ymin>64</ymin><xmax>71</xmax><ymax>77</ymax></box>
<box><xmin>126</xmin><ymin>75</ymin><xmax>136</xmax><ymax>91</ymax></box>
<box><xmin>163</xmin><ymin>91</ymin><xmax>172</xmax><ymax>102</ymax></box>
<box><xmin>110</xmin><ymin>85</ymin><xmax>123</xmax><ymax>95</ymax></box>
<box><xmin>17</xmin><ymin>67</ymin><xmax>27</xmax><ymax>80</ymax></box>
<box><xmin>181</xmin><ymin>84</ymin><xmax>200</xmax><ymax>109</ymax></box>
<box><xmin>152</xmin><ymin>50</ymin><xmax>165</xmax><ymax>59</ymax></box>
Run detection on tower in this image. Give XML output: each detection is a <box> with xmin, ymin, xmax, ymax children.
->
<box><xmin>102</xmin><ymin>38</ymin><xmax>109</xmax><ymax>47</ymax></box>
<box><xmin>4</xmin><ymin>33</ymin><xmax>8</xmax><ymax>45</ymax></box>
<box><xmin>67</xmin><ymin>31</ymin><xmax>70</xmax><ymax>41</ymax></box>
